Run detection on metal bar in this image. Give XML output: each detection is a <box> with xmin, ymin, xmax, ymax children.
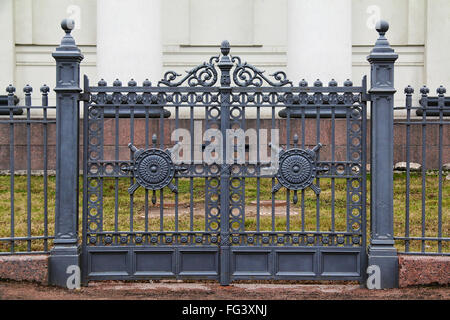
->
<box><xmin>437</xmin><ymin>87</ymin><xmax>444</xmax><ymax>253</ymax></box>
<box><xmin>331</xmin><ymin>103</ymin><xmax>336</xmax><ymax>232</ymax></box>
<box><xmin>175</xmin><ymin>105</ymin><xmax>179</xmax><ymax>233</ymax></box>
<box><xmin>394</xmin><ymin>236</ymin><xmax>450</xmax><ymax>241</ymax></box>
<box><xmin>41</xmin><ymin>86</ymin><xmax>49</xmax><ymax>252</ymax></box>
<box><xmin>286</xmin><ymin>108</ymin><xmax>291</xmax><ymax>232</ymax></box>
<box><xmin>405</xmin><ymin>86</ymin><xmax>412</xmax><ymax>252</ymax></box>
<box><xmin>421</xmin><ymin>92</ymin><xmax>427</xmax><ymax>252</ymax></box>
<box><xmin>301</xmin><ymin>106</ymin><xmax>305</xmax><ymax>232</ymax></box>
<box><xmin>25</xmin><ymin>86</ymin><xmax>32</xmax><ymax>252</ymax></box>
<box><xmin>7</xmin><ymin>87</ymin><xmax>15</xmax><ymax>253</ymax></box>
<box><xmin>190</xmin><ymin>105</ymin><xmax>194</xmax><ymax>232</ymax></box>
<box><xmin>129</xmin><ymin>105</ymin><xmax>134</xmax><ymax>232</ymax></box>
<box><xmin>114</xmin><ymin>104</ymin><xmax>119</xmax><ymax>237</ymax></box>
<box><xmin>316</xmin><ymin>103</ymin><xmax>320</xmax><ymax>232</ymax></box>
<box><xmin>256</xmin><ymin>105</ymin><xmax>260</xmax><ymax>233</ymax></box>
<box><xmin>271</xmin><ymin>105</ymin><xmax>275</xmax><ymax>232</ymax></box>
<box><xmin>145</xmin><ymin>105</ymin><xmax>149</xmax><ymax>232</ymax></box>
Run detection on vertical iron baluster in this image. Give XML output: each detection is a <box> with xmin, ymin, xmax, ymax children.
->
<box><xmin>175</xmin><ymin>104</ymin><xmax>179</xmax><ymax>233</ymax></box>
<box><xmin>145</xmin><ymin>100</ymin><xmax>149</xmax><ymax>233</ymax></box>
<box><xmin>190</xmin><ymin>105</ymin><xmax>194</xmax><ymax>233</ymax></box>
<box><xmin>331</xmin><ymin>101</ymin><xmax>336</xmax><ymax>233</ymax></box>
<box><xmin>24</xmin><ymin>85</ymin><xmax>32</xmax><ymax>251</ymax></box>
<box><xmin>129</xmin><ymin>99</ymin><xmax>134</xmax><ymax>232</ymax></box>
<box><xmin>271</xmin><ymin>105</ymin><xmax>275</xmax><ymax>232</ymax></box>
<box><xmin>6</xmin><ymin>85</ymin><xmax>15</xmax><ymax>253</ymax></box>
<box><xmin>256</xmin><ymin>105</ymin><xmax>260</xmax><ymax>233</ymax></box>
<box><xmin>301</xmin><ymin>105</ymin><xmax>305</xmax><ymax>232</ymax></box>
<box><xmin>159</xmin><ymin>98</ymin><xmax>164</xmax><ymax>233</ymax></box>
<box><xmin>114</xmin><ymin>86</ymin><xmax>120</xmax><ymax>238</ymax></box>
<box><xmin>316</xmin><ymin>94</ymin><xmax>321</xmax><ymax>233</ymax></box>
<box><xmin>437</xmin><ymin>86</ymin><xmax>445</xmax><ymax>253</ymax></box>
<box><xmin>420</xmin><ymin>86</ymin><xmax>429</xmax><ymax>252</ymax></box>
<box><xmin>404</xmin><ymin>86</ymin><xmax>413</xmax><ymax>252</ymax></box>
<box><xmin>286</xmin><ymin>107</ymin><xmax>291</xmax><ymax>232</ymax></box>
<box><xmin>41</xmin><ymin>84</ymin><xmax>50</xmax><ymax>252</ymax></box>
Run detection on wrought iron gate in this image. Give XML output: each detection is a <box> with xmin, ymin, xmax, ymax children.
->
<box><xmin>81</xmin><ymin>41</ymin><xmax>367</xmax><ymax>284</ymax></box>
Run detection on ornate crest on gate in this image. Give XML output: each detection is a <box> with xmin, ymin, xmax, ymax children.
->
<box><xmin>272</xmin><ymin>143</ymin><xmax>322</xmax><ymax>203</ymax></box>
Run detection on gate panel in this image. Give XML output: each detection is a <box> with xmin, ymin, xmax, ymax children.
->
<box><xmin>81</xmin><ymin>42</ymin><xmax>367</xmax><ymax>284</ymax></box>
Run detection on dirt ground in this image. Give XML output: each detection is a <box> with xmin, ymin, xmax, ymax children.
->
<box><xmin>0</xmin><ymin>280</ymin><xmax>448</xmax><ymax>300</ymax></box>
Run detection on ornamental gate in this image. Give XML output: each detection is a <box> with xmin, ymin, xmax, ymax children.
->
<box><xmin>81</xmin><ymin>41</ymin><xmax>368</xmax><ymax>285</ymax></box>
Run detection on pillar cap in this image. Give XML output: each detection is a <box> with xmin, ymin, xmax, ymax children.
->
<box><xmin>53</xmin><ymin>19</ymin><xmax>84</xmax><ymax>60</ymax></box>
<box><xmin>367</xmin><ymin>20</ymin><xmax>398</xmax><ymax>61</ymax></box>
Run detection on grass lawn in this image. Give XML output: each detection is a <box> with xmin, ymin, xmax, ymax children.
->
<box><xmin>0</xmin><ymin>172</ymin><xmax>448</xmax><ymax>254</ymax></box>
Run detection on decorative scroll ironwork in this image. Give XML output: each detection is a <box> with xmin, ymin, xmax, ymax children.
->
<box><xmin>231</xmin><ymin>56</ymin><xmax>292</xmax><ymax>87</ymax></box>
<box><xmin>157</xmin><ymin>40</ymin><xmax>292</xmax><ymax>88</ymax></box>
<box><xmin>158</xmin><ymin>56</ymin><xmax>220</xmax><ymax>87</ymax></box>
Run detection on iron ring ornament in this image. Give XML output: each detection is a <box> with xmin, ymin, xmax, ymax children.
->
<box><xmin>126</xmin><ymin>143</ymin><xmax>186</xmax><ymax>201</ymax></box>
<box><xmin>272</xmin><ymin>143</ymin><xmax>323</xmax><ymax>204</ymax></box>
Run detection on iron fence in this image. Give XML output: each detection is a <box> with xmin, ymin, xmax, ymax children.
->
<box><xmin>392</xmin><ymin>86</ymin><xmax>450</xmax><ymax>255</ymax></box>
<box><xmin>0</xmin><ymin>18</ymin><xmax>448</xmax><ymax>289</ymax></box>
<box><xmin>0</xmin><ymin>84</ymin><xmax>56</xmax><ymax>255</ymax></box>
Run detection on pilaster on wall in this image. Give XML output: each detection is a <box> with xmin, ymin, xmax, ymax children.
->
<box><xmin>96</xmin><ymin>0</ymin><xmax>162</xmax><ymax>84</ymax></box>
<box><xmin>287</xmin><ymin>0</ymin><xmax>352</xmax><ymax>85</ymax></box>
<box><xmin>0</xmin><ymin>0</ymin><xmax>15</xmax><ymax>90</ymax></box>
<box><xmin>425</xmin><ymin>0</ymin><xmax>450</xmax><ymax>92</ymax></box>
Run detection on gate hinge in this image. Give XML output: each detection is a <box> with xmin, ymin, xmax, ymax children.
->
<box><xmin>79</xmin><ymin>92</ymin><xmax>90</xmax><ymax>102</ymax></box>
<box><xmin>361</xmin><ymin>92</ymin><xmax>371</xmax><ymax>102</ymax></box>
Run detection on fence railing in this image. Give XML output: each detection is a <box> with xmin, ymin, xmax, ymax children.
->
<box><xmin>393</xmin><ymin>85</ymin><xmax>450</xmax><ymax>255</ymax></box>
<box><xmin>0</xmin><ymin>84</ymin><xmax>56</xmax><ymax>255</ymax></box>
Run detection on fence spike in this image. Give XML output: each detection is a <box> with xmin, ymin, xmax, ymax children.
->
<box><xmin>436</xmin><ymin>85</ymin><xmax>446</xmax><ymax>95</ymax></box>
<box><xmin>299</xmin><ymin>79</ymin><xmax>308</xmax><ymax>87</ymax></box>
<box><xmin>23</xmin><ymin>84</ymin><xmax>32</xmax><ymax>94</ymax></box>
<box><xmin>40</xmin><ymin>84</ymin><xmax>50</xmax><ymax>94</ymax></box>
<box><xmin>344</xmin><ymin>79</ymin><xmax>353</xmax><ymax>87</ymax></box>
<box><xmin>404</xmin><ymin>85</ymin><xmax>414</xmax><ymax>94</ymax></box>
<box><xmin>328</xmin><ymin>79</ymin><xmax>338</xmax><ymax>87</ymax></box>
<box><xmin>6</xmin><ymin>84</ymin><xmax>15</xmax><ymax>94</ymax></box>
<box><xmin>420</xmin><ymin>85</ymin><xmax>429</xmax><ymax>95</ymax></box>
<box><xmin>313</xmin><ymin>79</ymin><xmax>323</xmax><ymax>87</ymax></box>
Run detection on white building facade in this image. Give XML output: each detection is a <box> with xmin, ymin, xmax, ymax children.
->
<box><xmin>1</xmin><ymin>0</ymin><xmax>450</xmax><ymax>109</ymax></box>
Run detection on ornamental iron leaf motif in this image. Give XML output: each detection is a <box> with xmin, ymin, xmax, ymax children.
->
<box><xmin>272</xmin><ymin>143</ymin><xmax>323</xmax><ymax>204</ymax></box>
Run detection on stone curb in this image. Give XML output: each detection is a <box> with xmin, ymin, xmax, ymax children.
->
<box><xmin>0</xmin><ymin>255</ymin><xmax>48</xmax><ymax>284</ymax></box>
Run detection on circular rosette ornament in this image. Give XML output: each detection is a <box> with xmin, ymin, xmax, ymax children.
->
<box><xmin>127</xmin><ymin>143</ymin><xmax>186</xmax><ymax>203</ymax></box>
<box><xmin>272</xmin><ymin>143</ymin><xmax>322</xmax><ymax>204</ymax></box>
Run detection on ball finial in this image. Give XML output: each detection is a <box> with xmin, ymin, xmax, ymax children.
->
<box><xmin>375</xmin><ymin>20</ymin><xmax>389</xmax><ymax>35</ymax></box>
<box><xmin>220</xmin><ymin>40</ymin><xmax>230</xmax><ymax>56</ymax></box>
<box><xmin>61</xmin><ymin>19</ymin><xmax>75</xmax><ymax>33</ymax></box>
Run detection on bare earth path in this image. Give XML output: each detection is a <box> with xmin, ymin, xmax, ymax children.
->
<box><xmin>0</xmin><ymin>280</ymin><xmax>448</xmax><ymax>300</ymax></box>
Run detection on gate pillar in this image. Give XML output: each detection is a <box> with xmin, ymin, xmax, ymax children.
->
<box><xmin>367</xmin><ymin>20</ymin><xmax>399</xmax><ymax>288</ymax></box>
<box><xmin>49</xmin><ymin>19</ymin><xmax>84</xmax><ymax>287</ymax></box>
<box><xmin>217</xmin><ymin>41</ymin><xmax>233</xmax><ymax>285</ymax></box>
